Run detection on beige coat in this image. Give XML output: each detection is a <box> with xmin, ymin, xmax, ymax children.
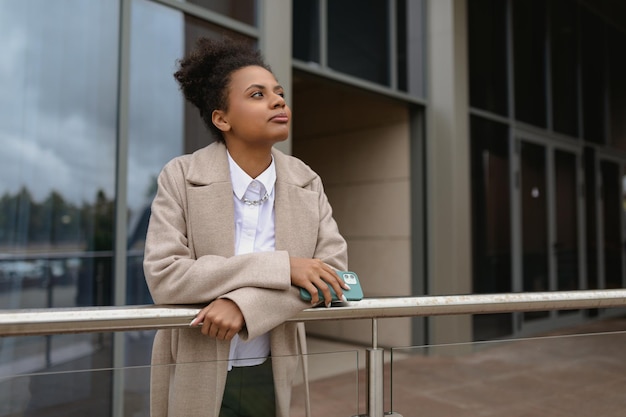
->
<box><xmin>144</xmin><ymin>142</ymin><xmax>348</xmax><ymax>417</ymax></box>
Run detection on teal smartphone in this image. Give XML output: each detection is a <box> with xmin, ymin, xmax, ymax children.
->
<box><xmin>299</xmin><ymin>270</ymin><xmax>364</xmax><ymax>302</ymax></box>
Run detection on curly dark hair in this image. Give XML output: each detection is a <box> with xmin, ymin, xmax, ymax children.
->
<box><xmin>173</xmin><ymin>37</ymin><xmax>271</xmax><ymax>143</ymax></box>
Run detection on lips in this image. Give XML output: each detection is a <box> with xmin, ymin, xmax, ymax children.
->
<box><xmin>270</xmin><ymin>113</ymin><xmax>289</xmax><ymax>123</ymax></box>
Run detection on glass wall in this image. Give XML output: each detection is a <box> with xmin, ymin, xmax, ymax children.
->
<box><xmin>125</xmin><ymin>0</ymin><xmax>252</xmax><ymax>306</ymax></box>
<box><xmin>470</xmin><ymin>0</ymin><xmax>626</xmax><ymax>141</ymax></box>
<box><xmin>292</xmin><ymin>0</ymin><xmax>320</xmax><ymax>64</ymax></box>
<box><xmin>470</xmin><ymin>116</ymin><xmax>512</xmax><ymax>340</ymax></box>
<box><xmin>550</xmin><ymin>0</ymin><xmax>579</xmax><ymax>137</ymax></box>
<box><xmin>182</xmin><ymin>0</ymin><xmax>257</xmax><ymax>26</ymax></box>
<box><xmin>0</xmin><ymin>0</ymin><xmax>256</xmax><ymax>310</ymax></box>
<box><xmin>468</xmin><ymin>0</ymin><xmax>508</xmax><ymax>117</ymax></box>
<box><xmin>581</xmin><ymin>6</ymin><xmax>607</xmax><ymax>144</ymax></box>
<box><xmin>554</xmin><ymin>150</ymin><xmax>580</xmax><ymax>293</ymax></box>
<box><xmin>513</xmin><ymin>0</ymin><xmax>547</xmax><ymax>128</ymax></box>
<box><xmin>0</xmin><ymin>1</ymin><xmax>120</xmax><ymax>414</ymax></box>
<box><xmin>469</xmin><ymin>0</ymin><xmax>626</xmax><ymax>339</ymax></box>
<box><xmin>608</xmin><ymin>26</ymin><xmax>626</xmax><ymax>150</ymax></box>
<box><xmin>126</xmin><ymin>0</ymin><xmax>184</xmax><ymax>306</ymax></box>
<box><xmin>293</xmin><ymin>0</ymin><xmax>426</xmax><ymax>98</ymax></box>
<box><xmin>0</xmin><ymin>0</ymin><xmax>119</xmax><ymax>307</ymax></box>
<box><xmin>600</xmin><ymin>161</ymin><xmax>622</xmax><ymax>289</ymax></box>
<box><xmin>520</xmin><ymin>141</ymin><xmax>549</xmax><ymax>322</ymax></box>
<box><xmin>0</xmin><ymin>0</ymin><xmax>258</xmax><ymax>414</ymax></box>
<box><xmin>327</xmin><ymin>0</ymin><xmax>390</xmax><ymax>85</ymax></box>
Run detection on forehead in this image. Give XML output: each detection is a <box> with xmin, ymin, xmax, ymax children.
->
<box><xmin>228</xmin><ymin>65</ymin><xmax>279</xmax><ymax>90</ymax></box>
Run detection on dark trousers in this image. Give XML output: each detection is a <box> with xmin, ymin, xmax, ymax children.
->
<box><xmin>219</xmin><ymin>359</ymin><xmax>276</xmax><ymax>417</ymax></box>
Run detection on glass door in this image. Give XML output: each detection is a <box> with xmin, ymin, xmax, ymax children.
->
<box><xmin>597</xmin><ymin>158</ymin><xmax>626</xmax><ymax>292</ymax></box>
<box><xmin>519</xmin><ymin>141</ymin><xmax>550</xmax><ymax>322</ymax></box>
<box><xmin>554</xmin><ymin>150</ymin><xmax>581</xmax><ymax>317</ymax></box>
<box><xmin>599</xmin><ymin>160</ymin><xmax>622</xmax><ymax>289</ymax></box>
<box><xmin>584</xmin><ymin>152</ymin><xmax>626</xmax><ymax>320</ymax></box>
<box><xmin>516</xmin><ymin>137</ymin><xmax>584</xmax><ymax>333</ymax></box>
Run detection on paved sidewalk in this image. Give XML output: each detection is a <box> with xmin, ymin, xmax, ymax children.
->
<box><xmin>291</xmin><ymin>315</ymin><xmax>626</xmax><ymax>417</ymax></box>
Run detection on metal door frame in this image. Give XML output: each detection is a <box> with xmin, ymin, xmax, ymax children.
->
<box><xmin>512</xmin><ymin>129</ymin><xmax>586</xmax><ymax>336</ymax></box>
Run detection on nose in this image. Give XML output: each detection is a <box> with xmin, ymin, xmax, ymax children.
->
<box><xmin>272</xmin><ymin>93</ymin><xmax>286</xmax><ymax>108</ymax></box>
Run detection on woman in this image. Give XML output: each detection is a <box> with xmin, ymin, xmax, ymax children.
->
<box><xmin>143</xmin><ymin>37</ymin><xmax>348</xmax><ymax>417</ymax></box>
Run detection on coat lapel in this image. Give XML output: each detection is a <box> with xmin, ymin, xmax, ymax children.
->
<box><xmin>274</xmin><ymin>151</ymin><xmax>319</xmax><ymax>258</ymax></box>
<box><xmin>186</xmin><ymin>143</ymin><xmax>235</xmax><ymax>258</ymax></box>
<box><xmin>187</xmin><ymin>183</ymin><xmax>235</xmax><ymax>258</ymax></box>
<box><xmin>183</xmin><ymin>143</ymin><xmax>320</xmax><ymax>259</ymax></box>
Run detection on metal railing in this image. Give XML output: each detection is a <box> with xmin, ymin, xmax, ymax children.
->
<box><xmin>1</xmin><ymin>288</ymin><xmax>626</xmax><ymax>417</ymax></box>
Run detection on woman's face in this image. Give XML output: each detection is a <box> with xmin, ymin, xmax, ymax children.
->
<box><xmin>214</xmin><ymin>65</ymin><xmax>291</xmax><ymax>148</ymax></box>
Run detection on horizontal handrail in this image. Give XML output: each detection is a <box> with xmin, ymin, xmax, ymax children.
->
<box><xmin>1</xmin><ymin>289</ymin><xmax>625</xmax><ymax>337</ymax></box>
<box><xmin>0</xmin><ymin>250</ymin><xmax>118</xmax><ymax>261</ymax></box>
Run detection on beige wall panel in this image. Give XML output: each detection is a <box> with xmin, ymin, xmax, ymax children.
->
<box><xmin>346</xmin><ymin>239</ymin><xmax>411</xmax><ymax>297</ymax></box>
<box><xmin>292</xmin><ymin>78</ymin><xmax>408</xmax><ymax>141</ymax></box>
<box><xmin>326</xmin><ymin>181</ymin><xmax>410</xmax><ymax>238</ymax></box>
<box><xmin>306</xmin><ymin>317</ymin><xmax>412</xmax><ymax>347</ymax></box>
<box><xmin>293</xmin><ymin>75</ymin><xmax>414</xmax><ymax>346</ymax></box>
<box><xmin>340</xmin><ymin>123</ymin><xmax>409</xmax><ymax>183</ymax></box>
<box><xmin>377</xmin><ymin>317</ymin><xmax>412</xmax><ymax>347</ymax></box>
<box><xmin>295</xmin><ymin>123</ymin><xmax>410</xmax><ymax>184</ymax></box>
<box><xmin>305</xmin><ymin>320</ymin><xmax>344</xmax><ymax>340</ymax></box>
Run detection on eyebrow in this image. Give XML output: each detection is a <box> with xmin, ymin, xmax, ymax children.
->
<box><xmin>245</xmin><ymin>83</ymin><xmax>284</xmax><ymax>92</ymax></box>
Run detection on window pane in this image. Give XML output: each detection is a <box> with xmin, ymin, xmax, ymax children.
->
<box><xmin>127</xmin><ymin>0</ymin><xmax>185</xmax><ymax>305</ymax></box>
<box><xmin>0</xmin><ymin>0</ymin><xmax>119</xmax><ymax>308</ymax></box>
<box><xmin>397</xmin><ymin>0</ymin><xmax>425</xmax><ymax>97</ymax></box>
<box><xmin>0</xmin><ymin>1</ymin><xmax>119</xmax><ymax>415</ymax></box>
<box><xmin>513</xmin><ymin>0</ymin><xmax>547</xmax><ymax>128</ymax></box>
<box><xmin>470</xmin><ymin>116</ymin><xmax>512</xmax><ymax>340</ymax></box>
<box><xmin>468</xmin><ymin>0</ymin><xmax>509</xmax><ymax>116</ymax></box>
<box><xmin>328</xmin><ymin>0</ymin><xmax>390</xmax><ymax>85</ymax></box>
<box><xmin>182</xmin><ymin>0</ymin><xmax>256</xmax><ymax>26</ymax></box>
<box><xmin>609</xmin><ymin>27</ymin><xmax>626</xmax><ymax>150</ymax></box>
<box><xmin>581</xmin><ymin>6</ymin><xmax>607</xmax><ymax>144</ymax></box>
<box><xmin>293</xmin><ymin>0</ymin><xmax>320</xmax><ymax>63</ymax></box>
<box><xmin>554</xmin><ymin>150</ymin><xmax>579</xmax><ymax>292</ymax></box>
<box><xmin>600</xmin><ymin>161</ymin><xmax>622</xmax><ymax>289</ymax></box>
<box><xmin>550</xmin><ymin>0</ymin><xmax>579</xmax><ymax>137</ymax></box>
<box><xmin>583</xmin><ymin>147</ymin><xmax>598</xmax><ymax>290</ymax></box>
<box><xmin>126</xmin><ymin>0</ymin><xmax>255</xmax><ymax>305</ymax></box>
<box><xmin>396</xmin><ymin>0</ymin><xmax>408</xmax><ymax>91</ymax></box>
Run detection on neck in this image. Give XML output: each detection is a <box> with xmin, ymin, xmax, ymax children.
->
<box><xmin>225</xmin><ymin>142</ymin><xmax>272</xmax><ymax>178</ymax></box>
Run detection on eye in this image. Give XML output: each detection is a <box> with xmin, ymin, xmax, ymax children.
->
<box><xmin>251</xmin><ymin>91</ymin><xmax>263</xmax><ymax>98</ymax></box>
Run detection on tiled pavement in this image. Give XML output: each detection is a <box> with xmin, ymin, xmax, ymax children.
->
<box><xmin>291</xmin><ymin>315</ymin><xmax>626</xmax><ymax>417</ymax></box>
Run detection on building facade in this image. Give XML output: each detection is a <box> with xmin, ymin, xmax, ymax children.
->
<box><xmin>0</xmin><ymin>0</ymin><xmax>625</xmax><ymax>415</ymax></box>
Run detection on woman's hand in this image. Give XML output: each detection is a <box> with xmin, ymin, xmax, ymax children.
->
<box><xmin>189</xmin><ymin>299</ymin><xmax>245</xmax><ymax>340</ymax></box>
<box><xmin>290</xmin><ymin>257</ymin><xmax>350</xmax><ymax>307</ymax></box>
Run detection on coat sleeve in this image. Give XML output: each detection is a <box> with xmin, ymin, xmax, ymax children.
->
<box><xmin>143</xmin><ymin>159</ymin><xmax>291</xmax><ymax>305</ymax></box>
<box><xmin>225</xmin><ymin>175</ymin><xmax>348</xmax><ymax>340</ymax></box>
<box><xmin>311</xmin><ymin>175</ymin><xmax>348</xmax><ymax>271</ymax></box>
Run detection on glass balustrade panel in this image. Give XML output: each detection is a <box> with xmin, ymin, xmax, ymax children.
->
<box><xmin>0</xmin><ymin>337</ymin><xmax>360</xmax><ymax>417</ymax></box>
<box><xmin>390</xmin><ymin>325</ymin><xmax>626</xmax><ymax>416</ymax></box>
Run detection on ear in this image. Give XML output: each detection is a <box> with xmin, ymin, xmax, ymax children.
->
<box><xmin>212</xmin><ymin>110</ymin><xmax>231</xmax><ymax>132</ymax></box>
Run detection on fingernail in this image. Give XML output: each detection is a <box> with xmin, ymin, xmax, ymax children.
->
<box><xmin>344</xmin><ymin>284</ymin><xmax>351</xmax><ymax>290</ymax></box>
<box><xmin>341</xmin><ymin>294</ymin><xmax>348</xmax><ymax>302</ymax></box>
<box><xmin>326</xmin><ymin>302</ymin><xmax>331</xmax><ymax>308</ymax></box>
<box><xmin>189</xmin><ymin>319</ymin><xmax>197</xmax><ymax>327</ymax></box>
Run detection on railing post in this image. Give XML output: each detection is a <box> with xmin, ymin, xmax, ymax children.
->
<box><xmin>366</xmin><ymin>318</ymin><xmax>384</xmax><ymax>417</ymax></box>
<box><xmin>359</xmin><ymin>318</ymin><xmax>404</xmax><ymax>417</ymax></box>
<box><xmin>366</xmin><ymin>347</ymin><xmax>384</xmax><ymax>416</ymax></box>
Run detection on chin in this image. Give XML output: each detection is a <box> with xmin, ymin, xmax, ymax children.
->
<box><xmin>267</xmin><ymin>135</ymin><xmax>289</xmax><ymax>145</ymax></box>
